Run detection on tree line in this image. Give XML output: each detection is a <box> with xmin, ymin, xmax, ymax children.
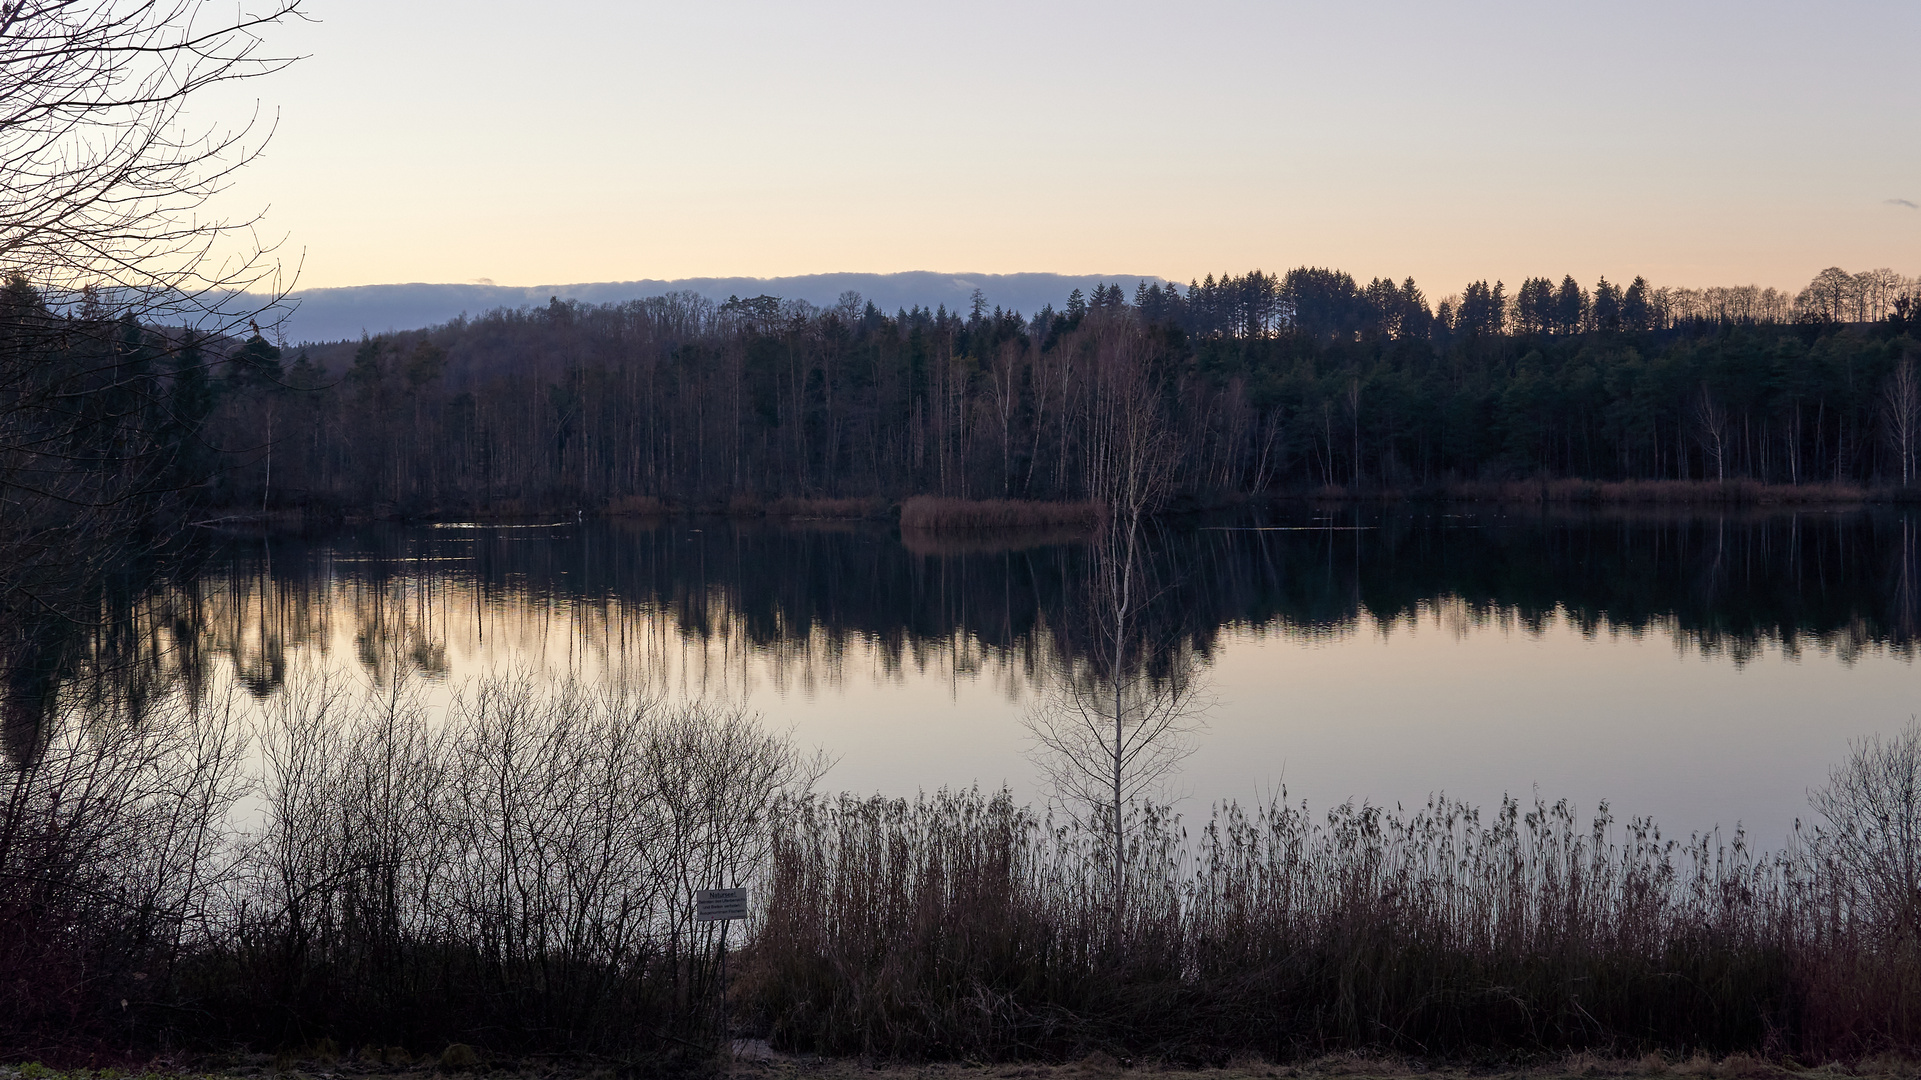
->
<box><xmin>7</xmin><ymin>263</ymin><xmax>1921</xmax><ymax>526</ymax></box>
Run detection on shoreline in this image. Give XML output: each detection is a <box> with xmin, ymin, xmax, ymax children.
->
<box><xmin>201</xmin><ymin>481</ymin><xmax>1920</xmax><ymax>534</ymax></box>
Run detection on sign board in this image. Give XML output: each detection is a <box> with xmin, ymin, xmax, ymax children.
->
<box><xmin>695</xmin><ymin>887</ymin><xmax>749</xmax><ymax>922</ymax></box>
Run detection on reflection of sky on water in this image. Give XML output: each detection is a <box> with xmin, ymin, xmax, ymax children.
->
<box><xmin>1205</xmin><ymin>604</ymin><xmax>1917</xmax><ymax>849</ymax></box>
<box><xmin>178</xmin><ymin>521</ymin><xmax>1921</xmax><ymax>848</ymax></box>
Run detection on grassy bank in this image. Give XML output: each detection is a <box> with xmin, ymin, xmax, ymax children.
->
<box><xmin>731</xmin><ymin>1054</ymin><xmax>1921</xmax><ymax>1080</ymax></box>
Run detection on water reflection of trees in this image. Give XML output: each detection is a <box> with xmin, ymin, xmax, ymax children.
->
<box><xmin>10</xmin><ymin>508</ymin><xmax>1921</xmax><ymax>750</ymax></box>
<box><xmin>1</xmin><ymin>547</ymin><xmax>214</xmax><ymax>767</ymax></box>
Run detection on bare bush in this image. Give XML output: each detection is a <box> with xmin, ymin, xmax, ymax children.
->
<box><xmin>1806</xmin><ymin>721</ymin><xmax>1921</xmax><ymax>943</ymax></box>
<box><xmin>0</xmin><ymin>677</ymin><xmax>247</xmax><ymax>1049</ymax></box>
<box><xmin>225</xmin><ymin>672</ymin><xmax>817</xmax><ymax>1053</ymax></box>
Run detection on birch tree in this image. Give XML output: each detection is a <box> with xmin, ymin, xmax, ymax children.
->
<box><xmin>1883</xmin><ymin>356</ymin><xmax>1921</xmax><ymax>485</ymax></box>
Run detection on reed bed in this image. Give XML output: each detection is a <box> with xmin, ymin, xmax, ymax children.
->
<box><xmin>900</xmin><ymin>496</ymin><xmax>1108</xmax><ymax>531</ymax></box>
<box><xmin>751</xmin><ymin>782</ymin><xmax>1921</xmax><ymax>1062</ymax></box>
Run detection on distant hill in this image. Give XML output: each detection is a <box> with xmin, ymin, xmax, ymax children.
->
<box><xmin>260</xmin><ymin>271</ymin><xmax>1171</xmax><ymax>344</ymax></box>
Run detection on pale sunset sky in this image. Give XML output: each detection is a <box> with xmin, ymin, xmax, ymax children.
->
<box><xmin>206</xmin><ymin>0</ymin><xmax>1920</xmax><ymax>293</ymax></box>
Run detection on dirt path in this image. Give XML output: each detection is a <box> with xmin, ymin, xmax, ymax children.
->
<box><xmin>8</xmin><ymin>1050</ymin><xmax>1916</xmax><ymax>1080</ymax></box>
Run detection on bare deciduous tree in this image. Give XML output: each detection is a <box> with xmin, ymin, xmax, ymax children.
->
<box><xmin>987</xmin><ymin>338</ymin><xmax>1022</xmax><ymax>496</ymax></box>
<box><xmin>1883</xmin><ymin>355</ymin><xmax>1921</xmax><ymax>486</ymax></box>
<box><xmin>1024</xmin><ymin>639</ymin><xmax>1206</xmax><ymax>861</ymax></box>
<box><xmin>1027</xmin><ymin>327</ymin><xmax>1207</xmax><ymax>923</ymax></box>
<box><xmin>1806</xmin><ymin>720</ymin><xmax>1921</xmax><ymax>947</ymax></box>
<box><xmin>1797</xmin><ymin>267</ymin><xmax>1856</xmax><ymax>323</ymax></box>
<box><xmin>1</xmin><ymin>0</ymin><xmax>303</xmax><ymax>325</ymax></box>
<box><xmin>0</xmin><ymin>2</ymin><xmax>302</xmax><ymax>721</ymax></box>
<box><xmin>1</xmin><ymin>669</ymin><xmax>248</xmax><ymax>1042</ymax></box>
<box><xmin>1857</xmin><ymin>268</ymin><xmax>1908</xmax><ymax>322</ymax></box>
<box><xmin>1694</xmin><ymin>385</ymin><xmax>1730</xmax><ymax>481</ymax></box>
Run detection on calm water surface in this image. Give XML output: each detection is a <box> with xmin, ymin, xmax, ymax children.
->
<box><xmin>80</xmin><ymin>505</ymin><xmax>1921</xmax><ymax>841</ymax></box>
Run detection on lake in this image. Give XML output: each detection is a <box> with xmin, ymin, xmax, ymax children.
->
<box><xmin>45</xmin><ymin>503</ymin><xmax>1921</xmax><ymax>844</ymax></box>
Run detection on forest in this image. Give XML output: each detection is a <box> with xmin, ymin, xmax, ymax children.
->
<box><xmin>155</xmin><ymin>263</ymin><xmax>1921</xmax><ymax>517</ymax></box>
<box><xmin>7</xmin><ymin>264</ymin><xmax>1918</xmax><ymax>525</ymax></box>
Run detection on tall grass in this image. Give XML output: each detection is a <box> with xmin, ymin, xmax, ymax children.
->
<box><xmin>750</xmin><ymin>785</ymin><xmax>1921</xmax><ymax>1061</ymax></box>
<box><xmin>900</xmin><ymin>496</ymin><xmax>1107</xmax><ymax>531</ymax></box>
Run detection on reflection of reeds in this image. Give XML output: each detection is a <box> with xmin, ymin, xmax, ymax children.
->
<box><xmin>765</xmin><ymin>496</ymin><xmax>888</xmax><ymax>519</ymax></box>
<box><xmin>900</xmin><ymin>496</ymin><xmax>1108</xmax><ymax>531</ymax></box>
<box><xmin>899</xmin><ymin>523</ymin><xmax>1094</xmax><ymax>556</ymax></box>
<box><xmin>752</xmin><ymin>786</ymin><xmax>1921</xmax><ymax>1061</ymax></box>
<box><xmin>723</xmin><ymin>495</ymin><xmax>889</xmax><ymax>519</ymax></box>
<box><xmin>605</xmin><ymin>493</ymin><xmax>670</xmax><ymax>516</ymax></box>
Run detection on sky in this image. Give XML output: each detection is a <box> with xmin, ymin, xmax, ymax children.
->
<box><xmin>200</xmin><ymin>0</ymin><xmax>1921</xmax><ymax>295</ymax></box>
